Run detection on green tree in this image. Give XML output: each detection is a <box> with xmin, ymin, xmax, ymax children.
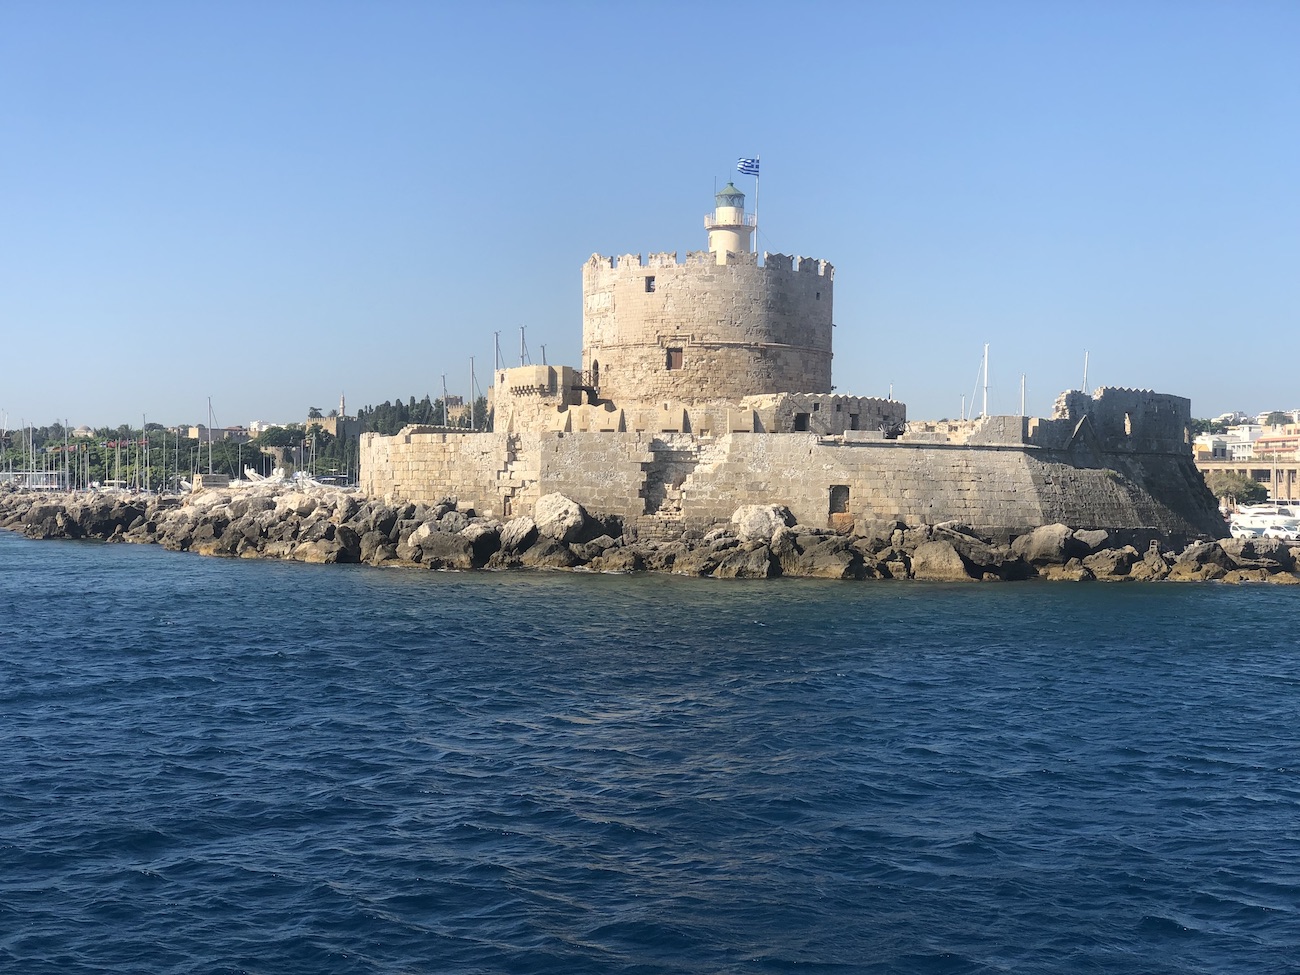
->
<box><xmin>1266</xmin><ymin>411</ymin><xmax>1289</xmax><ymax>427</ymax></box>
<box><xmin>1205</xmin><ymin>471</ymin><xmax>1267</xmax><ymax>505</ymax></box>
<box><xmin>307</xmin><ymin>406</ymin><xmax>323</xmax><ymax>419</ymax></box>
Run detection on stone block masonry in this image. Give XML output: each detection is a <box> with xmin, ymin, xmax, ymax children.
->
<box><xmin>361</xmin><ymin>398</ymin><xmax>1226</xmax><ymax>544</ymax></box>
<box><xmin>583</xmin><ymin>250</ymin><xmax>833</xmax><ymax>406</ymax></box>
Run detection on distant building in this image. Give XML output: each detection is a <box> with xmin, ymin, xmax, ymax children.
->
<box><xmin>305</xmin><ymin>393</ymin><xmax>361</xmax><ymax>441</ymax></box>
<box><xmin>186</xmin><ymin>424</ymin><xmax>251</xmax><ymax>443</ymax></box>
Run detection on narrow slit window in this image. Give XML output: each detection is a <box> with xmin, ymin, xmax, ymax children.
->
<box><xmin>645</xmin><ymin>276</ymin><xmax>656</xmax><ymax>293</ymax></box>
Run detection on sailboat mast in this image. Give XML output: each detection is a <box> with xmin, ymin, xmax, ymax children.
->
<box><xmin>982</xmin><ymin>343</ymin><xmax>989</xmax><ymax>419</ymax></box>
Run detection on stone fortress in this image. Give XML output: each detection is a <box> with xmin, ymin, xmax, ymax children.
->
<box><xmin>361</xmin><ymin>181</ymin><xmax>1226</xmax><ymax>544</ymax></box>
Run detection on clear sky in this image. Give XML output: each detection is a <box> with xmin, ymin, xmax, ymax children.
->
<box><xmin>2</xmin><ymin>0</ymin><xmax>1297</xmax><ymax>429</ymax></box>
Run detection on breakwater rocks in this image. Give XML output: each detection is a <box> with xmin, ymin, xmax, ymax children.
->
<box><xmin>0</xmin><ymin>487</ymin><xmax>1292</xmax><ymax>584</ymax></box>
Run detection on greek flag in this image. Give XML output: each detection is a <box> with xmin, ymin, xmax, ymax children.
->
<box><xmin>737</xmin><ymin>157</ymin><xmax>760</xmax><ymax>176</ymax></box>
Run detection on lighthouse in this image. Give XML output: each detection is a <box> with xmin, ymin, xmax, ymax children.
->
<box><xmin>704</xmin><ymin>182</ymin><xmax>755</xmax><ymax>263</ymax></box>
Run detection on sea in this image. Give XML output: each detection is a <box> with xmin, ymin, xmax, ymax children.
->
<box><xmin>1</xmin><ymin>531</ymin><xmax>1297</xmax><ymax>974</ymax></box>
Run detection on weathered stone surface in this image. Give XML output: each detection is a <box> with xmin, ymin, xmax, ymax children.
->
<box><xmin>1223</xmin><ymin>567</ymin><xmax>1273</xmax><ymax>584</ymax></box>
<box><xmin>519</xmin><ymin>536</ymin><xmax>580</xmax><ymax>568</ymax></box>
<box><xmin>589</xmin><ymin>547</ymin><xmax>645</xmax><ymax>572</ymax></box>
<box><xmin>1040</xmin><ymin>559</ymin><xmax>1095</xmax><ymax>582</ymax></box>
<box><xmin>1012</xmin><ymin>524</ymin><xmax>1080</xmax><ymax>565</ymax></box>
<box><xmin>1073</xmin><ymin>529</ymin><xmax>1112</xmax><ymax>554</ymax></box>
<box><xmin>911</xmin><ymin>540</ymin><xmax>976</xmax><ymax>581</ymax></box>
<box><xmin>1175</xmin><ymin>541</ymin><xmax>1234</xmax><ymax>572</ymax></box>
<box><xmin>1082</xmin><ymin>546</ymin><xmax>1138</xmax><ymax>580</ymax></box>
<box><xmin>461</xmin><ymin>523</ymin><xmax>501</xmax><ymax>566</ymax></box>
<box><xmin>1166</xmin><ymin>561</ymin><xmax>1227</xmax><ymax>582</ymax></box>
<box><xmin>731</xmin><ymin>504</ymin><xmax>795</xmax><ymax>544</ymax></box>
<box><xmin>534</xmin><ymin>493</ymin><xmax>589</xmax><ymax>543</ymax></box>
<box><xmin>439</xmin><ymin>510</ymin><xmax>470</xmax><ymax>534</ymax></box>
<box><xmin>417</xmin><ymin>532</ymin><xmax>475</xmax><ymax>570</ymax></box>
<box><xmin>712</xmin><ymin>545</ymin><xmax>774</xmax><ymax>579</ymax></box>
<box><xmin>1129</xmin><ymin>552</ymin><xmax>1172</xmax><ymax>582</ymax></box>
<box><xmin>934</xmin><ymin>526</ymin><xmax>1030</xmax><ymax>580</ymax></box>
<box><xmin>1221</xmin><ymin>537</ymin><xmax>1295</xmax><ymax>571</ymax></box>
<box><xmin>500</xmin><ymin>516</ymin><xmax>539</xmax><ymax>553</ymax></box>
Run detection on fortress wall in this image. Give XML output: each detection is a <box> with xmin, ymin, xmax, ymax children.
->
<box><xmin>361</xmin><ymin>413</ymin><xmax>1225</xmax><ymax>542</ymax></box>
<box><xmin>669</xmin><ymin>436</ymin><xmax>1045</xmax><ymax>532</ymax></box>
<box><xmin>360</xmin><ymin>429</ymin><xmax>515</xmax><ymax>517</ymax></box>
<box><xmin>1046</xmin><ymin>388</ymin><xmax>1193</xmax><ymax>452</ymax></box>
<box><xmin>536</xmin><ymin>433</ymin><xmax>656</xmax><ymax>521</ymax></box>
<box><xmin>582</xmin><ymin>251</ymin><xmax>833</xmax><ymax>405</ymax></box>
<box><xmin>668</xmin><ymin>435</ymin><xmax>1221</xmax><ymax>539</ymax></box>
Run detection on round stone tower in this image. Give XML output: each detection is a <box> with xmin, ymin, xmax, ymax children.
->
<box><xmin>581</xmin><ymin>185</ymin><xmax>834</xmax><ymax>405</ymax></box>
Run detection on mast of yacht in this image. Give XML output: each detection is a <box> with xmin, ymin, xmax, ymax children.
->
<box><xmin>207</xmin><ymin>397</ymin><xmax>213</xmax><ymax>475</ymax></box>
<box><xmin>982</xmin><ymin>343</ymin><xmax>989</xmax><ymax>419</ymax></box>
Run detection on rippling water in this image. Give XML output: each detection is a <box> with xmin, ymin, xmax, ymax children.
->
<box><xmin>1</xmin><ymin>532</ymin><xmax>1298</xmax><ymax>973</ymax></box>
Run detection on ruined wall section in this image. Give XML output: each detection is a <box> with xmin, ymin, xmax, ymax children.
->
<box><xmin>1040</xmin><ymin>388</ymin><xmax>1193</xmax><ymax>453</ymax></box>
<box><xmin>582</xmin><ymin>250</ymin><xmax>833</xmax><ymax>406</ymax></box>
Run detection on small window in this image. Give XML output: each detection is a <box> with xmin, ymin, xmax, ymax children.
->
<box><xmin>849</xmin><ymin>414</ymin><xmax>860</xmax><ymax>430</ymax></box>
<box><xmin>793</xmin><ymin>412</ymin><xmax>810</xmax><ymax>431</ymax></box>
<box><xmin>829</xmin><ymin>484</ymin><xmax>850</xmax><ymax>514</ymax></box>
<box><xmin>1124</xmin><ymin>413</ymin><xmax>1133</xmax><ymax>436</ymax></box>
<box><xmin>666</xmin><ymin>347</ymin><xmax>683</xmax><ymax>370</ymax></box>
<box><xmin>816</xmin><ymin>291</ymin><xmax>821</xmax><ymax>300</ymax></box>
<box><xmin>645</xmin><ymin>276</ymin><xmax>656</xmax><ymax>293</ymax></box>
<box><xmin>835</xmin><ymin>403</ymin><xmax>842</xmax><ymax>412</ymax></box>
<box><xmin>812</xmin><ymin>403</ymin><xmax>820</xmax><ymax>412</ymax></box>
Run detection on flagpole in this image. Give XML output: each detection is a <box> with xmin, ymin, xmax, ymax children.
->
<box><xmin>753</xmin><ymin>155</ymin><xmax>759</xmax><ymax>255</ymax></box>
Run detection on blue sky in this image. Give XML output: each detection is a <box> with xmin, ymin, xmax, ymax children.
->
<box><xmin>2</xmin><ymin>0</ymin><xmax>1296</xmax><ymax>429</ymax></box>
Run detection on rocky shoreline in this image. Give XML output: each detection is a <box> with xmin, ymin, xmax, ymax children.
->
<box><xmin>1</xmin><ymin>485</ymin><xmax>1294</xmax><ymax>584</ymax></box>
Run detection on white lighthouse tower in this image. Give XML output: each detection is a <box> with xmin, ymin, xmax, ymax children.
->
<box><xmin>704</xmin><ymin>182</ymin><xmax>755</xmax><ymax>263</ymax></box>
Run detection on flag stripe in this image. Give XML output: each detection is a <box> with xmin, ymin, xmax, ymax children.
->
<box><xmin>737</xmin><ymin>157</ymin><xmax>760</xmax><ymax>176</ymax></box>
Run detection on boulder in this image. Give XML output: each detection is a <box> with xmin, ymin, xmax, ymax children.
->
<box><xmin>1039</xmin><ymin>559</ymin><xmax>1095</xmax><ymax>582</ymax></box>
<box><xmin>438</xmin><ymin>509</ymin><xmax>470</xmax><ymax>534</ymax></box>
<box><xmin>1221</xmin><ymin>537</ymin><xmax>1294</xmax><ymax>572</ymax></box>
<box><xmin>461</xmin><ymin>523</ymin><xmax>501</xmax><ymax>567</ymax></box>
<box><xmin>519</xmin><ymin>536</ymin><xmax>580</xmax><ymax>569</ymax></box>
<box><xmin>934</xmin><ymin>526</ymin><xmax>1030</xmax><ymax>580</ymax></box>
<box><xmin>1073</xmin><ymin>529</ymin><xmax>1112</xmax><ymax>554</ymax></box>
<box><xmin>1129</xmin><ymin>551</ymin><xmax>1172</xmax><ymax>582</ymax></box>
<box><xmin>589</xmin><ymin>547</ymin><xmax>644</xmax><ymax>573</ymax></box>
<box><xmin>500</xmin><ymin>516</ymin><xmax>539</xmax><ymax>553</ymax></box>
<box><xmin>1081</xmin><ymin>546</ymin><xmax>1138</xmax><ymax>580</ymax></box>
<box><xmin>1011</xmin><ymin>524</ymin><xmax>1081</xmax><ymax>565</ymax></box>
<box><xmin>712</xmin><ymin>545</ymin><xmax>775</xmax><ymax>579</ymax></box>
<box><xmin>911</xmin><ymin>540</ymin><xmax>976</xmax><ymax>581</ymax></box>
<box><xmin>1176</xmin><ymin>540</ymin><xmax>1234</xmax><ymax>572</ymax></box>
<box><xmin>533</xmin><ymin>493</ymin><xmax>589</xmax><ymax>543</ymax></box>
<box><xmin>417</xmin><ymin>532</ymin><xmax>475</xmax><ymax>570</ymax></box>
<box><xmin>730</xmin><ymin>504</ymin><xmax>795</xmax><ymax>544</ymax></box>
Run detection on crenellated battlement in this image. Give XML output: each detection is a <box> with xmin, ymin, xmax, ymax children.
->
<box><xmin>589</xmin><ymin>251</ymin><xmax>833</xmax><ymax>277</ymax></box>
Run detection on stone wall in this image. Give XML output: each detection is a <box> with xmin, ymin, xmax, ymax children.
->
<box><xmin>582</xmin><ymin>250</ymin><xmax>833</xmax><ymax>405</ymax></box>
<box><xmin>361</xmin><ymin>413</ymin><xmax>1226</xmax><ymax>544</ymax></box>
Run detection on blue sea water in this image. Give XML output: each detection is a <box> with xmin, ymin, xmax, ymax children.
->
<box><xmin>1</xmin><ymin>532</ymin><xmax>1298</xmax><ymax>974</ymax></box>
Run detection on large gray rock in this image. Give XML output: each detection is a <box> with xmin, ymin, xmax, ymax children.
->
<box><xmin>1011</xmin><ymin>524</ymin><xmax>1080</xmax><ymax>566</ymax></box>
<box><xmin>911</xmin><ymin>540</ymin><xmax>976</xmax><ymax>581</ymax></box>
<box><xmin>1221</xmin><ymin>537</ymin><xmax>1294</xmax><ymax>571</ymax></box>
<box><xmin>533</xmin><ymin>494</ymin><xmax>588</xmax><ymax>543</ymax></box>
<box><xmin>713</xmin><ymin>545</ymin><xmax>775</xmax><ymax>579</ymax></box>
<box><xmin>417</xmin><ymin>532</ymin><xmax>475</xmax><ymax>570</ymax></box>
<box><xmin>500</xmin><ymin>516</ymin><xmax>539</xmax><ymax>553</ymax></box>
<box><xmin>1081</xmin><ymin>546</ymin><xmax>1138</xmax><ymax>580</ymax></box>
<box><xmin>730</xmin><ymin>504</ymin><xmax>795</xmax><ymax>544</ymax></box>
<box><xmin>460</xmin><ymin>522</ymin><xmax>501</xmax><ymax>567</ymax></box>
<box><xmin>519</xmin><ymin>536</ymin><xmax>580</xmax><ymax>568</ymax></box>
